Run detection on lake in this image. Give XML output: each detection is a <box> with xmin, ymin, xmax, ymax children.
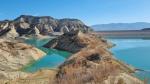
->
<box><xmin>23</xmin><ymin>37</ymin><xmax>150</xmax><ymax>82</ymax></box>
<box><xmin>108</xmin><ymin>38</ymin><xmax>150</xmax><ymax>82</ymax></box>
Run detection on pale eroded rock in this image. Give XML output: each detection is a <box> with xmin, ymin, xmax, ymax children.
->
<box><xmin>0</xmin><ymin>39</ymin><xmax>46</xmax><ymax>79</ymax></box>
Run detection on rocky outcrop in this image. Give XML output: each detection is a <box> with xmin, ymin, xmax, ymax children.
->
<box><xmin>0</xmin><ymin>39</ymin><xmax>46</xmax><ymax>79</ymax></box>
<box><xmin>0</xmin><ymin>15</ymin><xmax>92</xmax><ymax>38</ymax></box>
<box><xmin>0</xmin><ymin>21</ymin><xmax>19</xmax><ymax>39</ymax></box>
<box><xmin>1</xmin><ymin>24</ymin><xmax>19</xmax><ymax>39</ymax></box>
<box><xmin>44</xmin><ymin>31</ymin><xmax>143</xmax><ymax>84</ymax></box>
<box><xmin>44</xmin><ymin>30</ymin><xmax>112</xmax><ymax>53</ymax></box>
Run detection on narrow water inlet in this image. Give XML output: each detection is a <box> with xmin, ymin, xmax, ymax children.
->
<box><xmin>22</xmin><ymin>37</ymin><xmax>71</xmax><ymax>72</ymax></box>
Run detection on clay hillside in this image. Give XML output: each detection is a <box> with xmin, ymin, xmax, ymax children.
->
<box><xmin>0</xmin><ymin>15</ymin><xmax>92</xmax><ymax>38</ymax></box>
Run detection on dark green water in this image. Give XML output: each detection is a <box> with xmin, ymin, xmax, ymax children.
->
<box><xmin>23</xmin><ymin>38</ymin><xmax>71</xmax><ymax>72</ymax></box>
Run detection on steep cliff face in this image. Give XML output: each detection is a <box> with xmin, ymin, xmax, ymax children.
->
<box><xmin>0</xmin><ymin>15</ymin><xmax>91</xmax><ymax>38</ymax></box>
<box><xmin>0</xmin><ymin>39</ymin><xmax>46</xmax><ymax>79</ymax></box>
<box><xmin>44</xmin><ymin>31</ymin><xmax>143</xmax><ymax>84</ymax></box>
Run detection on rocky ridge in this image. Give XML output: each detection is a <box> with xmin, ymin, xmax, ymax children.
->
<box><xmin>44</xmin><ymin>30</ymin><xmax>144</xmax><ymax>84</ymax></box>
<box><xmin>0</xmin><ymin>15</ymin><xmax>92</xmax><ymax>39</ymax></box>
<box><xmin>44</xmin><ymin>30</ymin><xmax>112</xmax><ymax>53</ymax></box>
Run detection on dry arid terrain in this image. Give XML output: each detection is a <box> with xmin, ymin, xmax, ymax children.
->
<box><xmin>0</xmin><ymin>15</ymin><xmax>147</xmax><ymax>84</ymax></box>
<box><xmin>0</xmin><ymin>30</ymin><xmax>145</xmax><ymax>84</ymax></box>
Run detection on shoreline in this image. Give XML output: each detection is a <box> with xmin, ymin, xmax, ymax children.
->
<box><xmin>93</xmin><ymin>30</ymin><xmax>150</xmax><ymax>39</ymax></box>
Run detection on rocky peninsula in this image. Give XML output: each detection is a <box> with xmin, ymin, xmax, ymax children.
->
<box><xmin>44</xmin><ymin>30</ymin><xmax>144</xmax><ymax>84</ymax></box>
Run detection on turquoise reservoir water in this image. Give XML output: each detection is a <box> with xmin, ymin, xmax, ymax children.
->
<box><xmin>23</xmin><ymin>38</ymin><xmax>71</xmax><ymax>72</ymax></box>
<box><xmin>23</xmin><ymin>37</ymin><xmax>150</xmax><ymax>82</ymax></box>
<box><xmin>109</xmin><ymin>39</ymin><xmax>150</xmax><ymax>82</ymax></box>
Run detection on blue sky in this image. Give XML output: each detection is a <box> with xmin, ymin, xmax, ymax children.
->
<box><xmin>0</xmin><ymin>0</ymin><xmax>150</xmax><ymax>25</ymax></box>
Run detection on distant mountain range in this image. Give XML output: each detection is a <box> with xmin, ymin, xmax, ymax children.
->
<box><xmin>91</xmin><ymin>22</ymin><xmax>150</xmax><ymax>31</ymax></box>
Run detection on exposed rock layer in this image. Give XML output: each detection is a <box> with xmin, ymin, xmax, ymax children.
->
<box><xmin>0</xmin><ymin>15</ymin><xmax>92</xmax><ymax>38</ymax></box>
